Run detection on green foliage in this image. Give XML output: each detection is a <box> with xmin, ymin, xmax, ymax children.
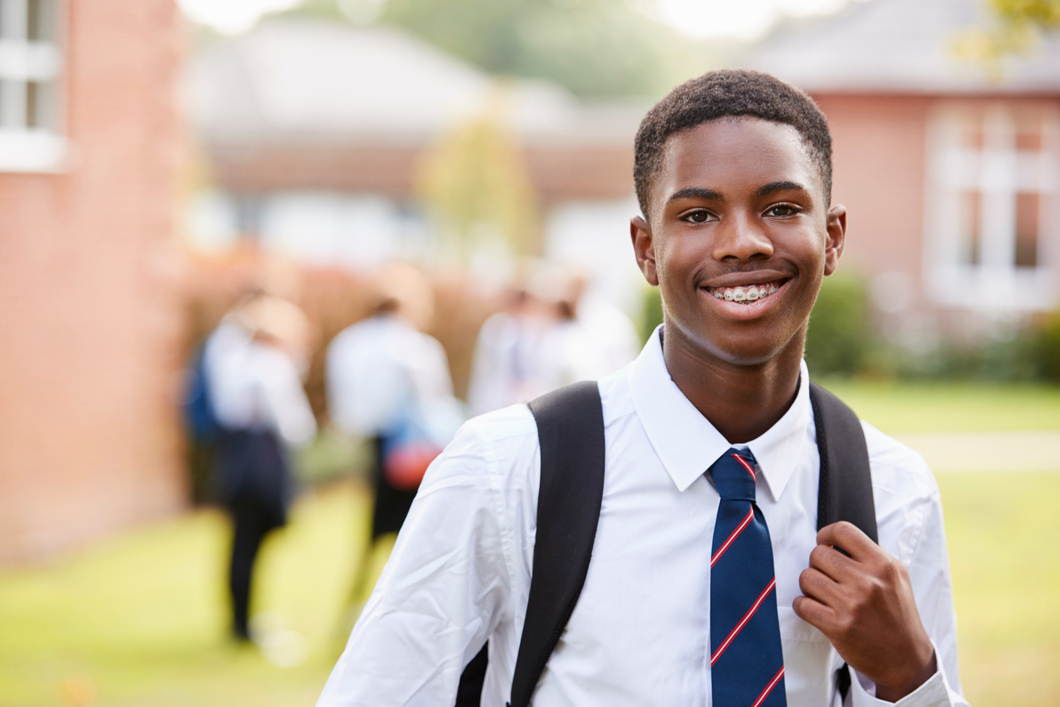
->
<box><xmin>639</xmin><ymin>284</ymin><xmax>663</xmax><ymax>345</ymax></box>
<box><xmin>875</xmin><ymin>312</ymin><xmax>1060</xmax><ymax>384</ymax></box>
<box><xmin>379</xmin><ymin>0</ymin><xmax>682</xmax><ymax>97</ymax></box>
<box><xmin>951</xmin><ymin>0</ymin><xmax>1060</xmax><ymax>73</ymax></box>
<box><xmin>1033</xmin><ymin>309</ymin><xmax>1060</xmax><ymax>382</ymax></box>
<box><xmin>290</xmin><ymin>0</ymin><xmax>705</xmax><ymax>97</ymax></box>
<box><xmin>416</xmin><ymin>92</ymin><xmax>539</xmax><ymax>257</ymax></box>
<box><xmin>804</xmin><ymin>274</ymin><xmax>871</xmax><ymax>376</ymax></box>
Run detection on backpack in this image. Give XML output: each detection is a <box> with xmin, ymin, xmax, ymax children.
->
<box><xmin>183</xmin><ymin>344</ymin><xmax>225</xmax><ymax>444</ymax></box>
<box><xmin>456</xmin><ymin>379</ymin><xmax>877</xmax><ymax>707</ymax></box>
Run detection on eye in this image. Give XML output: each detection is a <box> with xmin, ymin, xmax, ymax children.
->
<box><xmin>680</xmin><ymin>209</ymin><xmax>716</xmax><ymax>224</ymax></box>
<box><xmin>765</xmin><ymin>204</ymin><xmax>800</xmax><ymax>218</ymax></box>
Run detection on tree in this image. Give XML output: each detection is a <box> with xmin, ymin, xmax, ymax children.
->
<box><xmin>288</xmin><ymin>0</ymin><xmax>706</xmax><ymax>97</ymax></box>
<box><xmin>952</xmin><ymin>0</ymin><xmax>1060</xmax><ymax>71</ymax></box>
<box><xmin>416</xmin><ymin>86</ymin><xmax>538</xmax><ymax>259</ymax></box>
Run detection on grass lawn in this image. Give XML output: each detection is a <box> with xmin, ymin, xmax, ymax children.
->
<box><xmin>938</xmin><ymin>471</ymin><xmax>1060</xmax><ymax>707</ymax></box>
<box><xmin>0</xmin><ymin>483</ymin><xmax>376</xmax><ymax>707</ymax></box>
<box><xmin>815</xmin><ymin>378</ymin><xmax>1060</xmax><ymax>434</ymax></box>
<box><xmin>1</xmin><ymin>381</ymin><xmax>1058</xmax><ymax>706</ymax></box>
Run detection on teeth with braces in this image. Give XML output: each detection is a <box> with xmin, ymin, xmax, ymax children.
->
<box><xmin>712</xmin><ymin>284</ymin><xmax>778</xmax><ymax>304</ymax></box>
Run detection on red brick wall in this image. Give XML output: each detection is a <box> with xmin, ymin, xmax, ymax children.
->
<box><xmin>813</xmin><ymin>94</ymin><xmax>932</xmax><ymax>300</ymax></box>
<box><xmin>0</xmin><ymin>0</ymin><xmax>187</xmax><ymax>562</ymax></box>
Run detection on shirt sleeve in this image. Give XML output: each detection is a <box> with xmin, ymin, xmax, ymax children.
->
<box><xmin>849</xmin><ymin>487</ymin><xmax>970</xmax><ymax>707</ymax></box>
<box><xmin>315</xmin><ymin>419</ymin><xmax>516</xmax><ymax>706</ymax></box>
<box><xmin>259</xmin><ymin>347</ymin><xmax>317</xmax><ymax>447</ymax></box>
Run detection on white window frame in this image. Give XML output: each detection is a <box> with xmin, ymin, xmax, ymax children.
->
<box><xmin>0</xmin><ymin>0</ymin><xmax>66</xmax><ymax>172</ymax></box>
<box><xmin>923</xmin><ymin>102</ymin><xmax>1060</xmax><ymax>313</ymax></box>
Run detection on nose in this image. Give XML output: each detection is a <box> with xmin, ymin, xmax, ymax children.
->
<box><xmin>711</xmin><ymin>211</ymin><xmax>774</xmax><ymax>262</ymax></box>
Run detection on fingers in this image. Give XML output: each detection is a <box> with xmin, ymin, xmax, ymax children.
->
<box><xmin>816</xmin><ymin>520</ymin><xmax>877</xmax><ymax>560</ymax></box>
<box><xmin>807</xmin><ymin>542</ymin><xmax>855</xmax><ymax>582</ymax></box>
<box><xmin>792</xmin><ymin>593</ymin><xmax>836</xmax><ymax>633</ymax></box>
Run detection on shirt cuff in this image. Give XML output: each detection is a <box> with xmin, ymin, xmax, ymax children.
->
<box><xmin>849</xmin><ymin>665</ymin><xmax>951</xmax><ymax>707</ymax></box>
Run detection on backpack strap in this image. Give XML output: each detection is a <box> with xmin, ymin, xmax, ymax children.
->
<box><xmin>809</xmin><ymin>381</ymin><xmax>877</xmax><ymax>704</ymax></box>
<box><xmin>460</xmin><ymin>380</ymin><xmax>873</xmax><ymax>706</ymax></box>
<box><xmin>506</xmin><ymin>380</ymin><xmax>607</xmax><ymax>707</ymax></box>
<box><xmin>809</xmin><ymin>381</ymin><xmax>877</xmax><ymax>541</ymax></box>
<box><xmin>454</xmin><ymin>381</ymin><xmax>606</xmax><ymax>707</ymax></box>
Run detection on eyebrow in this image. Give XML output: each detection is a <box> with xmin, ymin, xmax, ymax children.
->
<box><xmin>666</xmin><ymin>181</ymin><xmax>810</xmax><ymax>205</ymax></box>
<box><xmin>667</xmin><ymin>187</ymin><xmax>724</xmax><ymax>203</ymax></box>
<box><xmin>755</xmin><ymin>180</ymin><xmax>808</xmax><ymax>198</ymax></box>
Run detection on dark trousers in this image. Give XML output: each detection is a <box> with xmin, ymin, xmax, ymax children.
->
<box><xmin>228</xmin><ymin>497</ymin><xmax>274</xmax><ymax>640</ymax></box>
<box><xmin>217</xmin><ymin>430</ymin><xmax>289</xmax><ymax>640</ymax></box>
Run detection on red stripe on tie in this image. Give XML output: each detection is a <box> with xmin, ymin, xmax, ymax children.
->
<box><xmin>732</xmin><ymin>453</ymin><xmax>756</xmax><ymax>480</ymax></box>
<box><xmin>711</xmin><ymin>507</ymin><xmax>755</xmax><ymax>567</ymax></box>
<box><xmin>750</xmin><ymin>665</ymin><xmax>785</xmax><ymax>707</ymax></box>
<box><xmin>710</xmin><ymin>578</ymin><xmax>777</xmax><ymax>665</ymax></box>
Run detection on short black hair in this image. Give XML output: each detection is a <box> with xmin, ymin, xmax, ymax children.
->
<box><xmin>633</xmin><ymin>69</ymin><xmax>832</xmax><ymax>218</ymax></box>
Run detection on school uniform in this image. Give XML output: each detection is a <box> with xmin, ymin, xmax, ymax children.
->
<box><xmin>205</xmin><ymin>319</ymin><xmax>316</xmax><ymax>639</ymax></box>
<box><xmin>317</xmin><ymin>328</ymin><xmax>967</xmax><ymax>706</ymax></box>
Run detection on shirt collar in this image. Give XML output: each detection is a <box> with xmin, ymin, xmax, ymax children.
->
<box><xmin>628</xmin><ymin>326</ymin><xmax>811</xmax><ymax>501</ymax></box>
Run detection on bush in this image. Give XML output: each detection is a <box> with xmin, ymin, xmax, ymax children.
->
<box><xmin>1033</xmin><ymin>310</ymin><xmax>1060</xmax><ymax>382</ymax></box>
<box><xmin>804</xmin><ymin>274</ymin><xmax>872</xmax><ymax>376</ymax></box>
<box><xmin>639</xmin><ymin>285</ymin><xmax>664</xmax><ymax>345</ymax></box>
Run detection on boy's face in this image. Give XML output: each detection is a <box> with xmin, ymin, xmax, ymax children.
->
<box><xmin>631</xmin><ymin>117</ymin><xmax>846</xmax><ymax>369</ymax></box>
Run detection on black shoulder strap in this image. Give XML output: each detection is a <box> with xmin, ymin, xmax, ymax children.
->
<box><xmin>809</xmin><ymin>381</ymin><xmax>876</xmax><ymax>704</ymax></box>
<box><xmin>459</xmin><ymin>380</ymin><xmax>874</xmax><ymax>706</ymax></box>
<box><xmin>454</xmin><ymin>381</ymin><xmax>606</xmax><ymax>707</ymax></box>
<box><xmin>507</xmin><ymin>380</ymin><xmax>606</xmax><ymax>707</ymax></box>
<box><xmin>809</xmin><ymin>381</ymin><xmax>877</xmax><ymax>542</ymax></box>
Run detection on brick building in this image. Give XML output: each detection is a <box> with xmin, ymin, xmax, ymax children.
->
<box><xmin>740</xmin><ymin>0</ymin><xmax>1060</xmax><ymax>348</ymax></box>
<box><xmin>0</xmin><ymin>0</ymin><xmax>187</xmax><ymax>562</ymax></box>
<box><xmin>184</xmin><ymin>19</ymin><xmax>648</xmax><ymax>312</ymax></box>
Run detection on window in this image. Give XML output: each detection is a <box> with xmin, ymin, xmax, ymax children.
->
<box><xmin>924</xmin><ymin>103</ymin><xmax>1059</xmax><ymax>312</ymax></box>
<box><xmin>0</xmin><ymin>0</ymin><xmax>64</xmax><ymax>172</ymax></box>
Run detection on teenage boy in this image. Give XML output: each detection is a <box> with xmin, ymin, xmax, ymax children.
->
<box><xmin>316</xmin><ymin>70</ymin><xmax>968</xmax><ymax>706</ymax></box>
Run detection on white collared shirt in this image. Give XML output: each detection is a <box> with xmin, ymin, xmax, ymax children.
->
<box><xmin>326</xmin><ymin>314</ymin><xmax>456</xmax><ymax>437</ymax></box>
<box><xmin>317</xmin><ymin>328</ymin><xmax>968</xmax><ymax>707</ymax></box>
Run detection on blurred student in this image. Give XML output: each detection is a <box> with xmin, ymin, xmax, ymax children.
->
<box><xmin>535</xmin><ymin>265</ymin><xmax>640</xmax><ymax>394</ymax></box>
<box><xmin>466</xmin><ymin>271</ymin><xmax>549</xmax><ymax>416</ymax></box>
<box><xmin>326</xmin><ymin>264</ymin><xmax>464</xmax><ymax>603</ymax></box>
<box><xmin>204</xmin><ymin>293</ymin><xmax>317</xmax><ymax>642</ymax></box>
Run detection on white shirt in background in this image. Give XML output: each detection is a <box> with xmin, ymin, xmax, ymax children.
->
<box><xmin>326</xmin><ymin>314</ymin><xmax>459</xmax><ymax>440</ymax></box>
<box><xmin>203</xmin><ymin>319</ymin><xmax>316</xmax><ymax>446</ymax></box>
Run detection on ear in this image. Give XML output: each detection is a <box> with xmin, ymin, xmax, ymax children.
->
<box><xmin>631</xmin><ymin>215</ymin><xmax>658</xmax><ymax>286</ymax></box>
<box><xmin>823</xmin><ymin>205</ymin><xmax>847</xmax><ymax>276</ymax></box>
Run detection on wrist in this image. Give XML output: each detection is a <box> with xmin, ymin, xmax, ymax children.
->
<box><xmin>874</xmin><ymin>649</ymin><xmax>937</xmax><ymax>702</ymax></box>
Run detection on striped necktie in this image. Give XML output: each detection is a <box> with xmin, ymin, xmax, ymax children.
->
<box><xmin>709</xmin><ymin>448</ymin><xmax>787</xmax><ymax>706</ymax></box>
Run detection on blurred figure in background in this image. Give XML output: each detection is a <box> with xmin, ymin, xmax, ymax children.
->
<box><xmin>466</xmin><ymin>264</ymin><xmax>550</xmax><ymax>416</ymax></box>
<box><xmin>203</xmin><ymin>292</ymin><xmax>318</xmax><ymax>642</ymax></box>
<box><xmin>326</xmin><ymin>264</ymin><xmax>464</xmax><ymax>606</ymax></box>
<box><xmin>535</xmin><ymin>264</ymin><xmax>640</xmax><ymax>394</ymax></box>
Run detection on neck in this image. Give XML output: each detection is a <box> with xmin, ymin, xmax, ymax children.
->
<box><xmin>662</xmin><ymin>331</ymin><xmax>804</xmax><ymax>444</ymax></box>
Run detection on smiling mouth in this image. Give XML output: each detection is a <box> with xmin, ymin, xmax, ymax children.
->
<box><xmin>706</xmin><ymin>282</ymin><xmax>781</xmax><ymax>304</ymax></box>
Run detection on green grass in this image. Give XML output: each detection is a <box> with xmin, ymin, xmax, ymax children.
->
<box><xmin>2</xmin><ymin>380</ymin><xmax>1059</xmax><ymax>706</ymax></box>
<box><xmin>3</xmin><ymin>475</ymin><xmax>1057</xmax><ymax>707</ymax></box>
<box><xmin>938</xmin><ymin>471</ymin><xmax>1060</xmax><ymax>707</ymax></box>
<box><xmin>0</xmin><ymin>483</ymin><xmax>376</xmax><ymax>707</ymax></box>
<box><xmin>816</xmin><ymin>378</ymin><xmax>1060</xmax><ymax>434</ymax></box>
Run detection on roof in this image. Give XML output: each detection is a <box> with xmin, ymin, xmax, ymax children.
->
<box><xmin>184</xmin><ymin>18</ymin><xmax>645</xmax><ymax>147</ymax></box>
<box><xmin>737</xmin><ymin>0</ymin><xmax>1060</xmax><ymax>94</ymax></box>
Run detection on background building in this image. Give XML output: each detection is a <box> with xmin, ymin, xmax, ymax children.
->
<box><xmin>0</xmin><ymin>0</ymin><xmax>186</xmax><ymax>561</ymax></box>
<box><xmin>740</xmin><ymin>0</ymin><xmax>1060</xmax><ymax>351</ymax></box>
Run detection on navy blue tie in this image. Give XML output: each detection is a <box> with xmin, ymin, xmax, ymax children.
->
<box><xmin>709</xmin><ymin>448</ymin><xmax>787</xmax><ymax>706</ymax></box>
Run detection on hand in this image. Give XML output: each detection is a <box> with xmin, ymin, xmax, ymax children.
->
<box><xmin>792</xmin><ymin>521</ymin><xmax>937</xmax><ymax>702</ymax></box>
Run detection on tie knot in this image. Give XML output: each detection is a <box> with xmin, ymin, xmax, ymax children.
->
<box><xmin>710</xmin><ymin>448</ymin><xmax>758</xmax><ymax>501</ymax></box>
